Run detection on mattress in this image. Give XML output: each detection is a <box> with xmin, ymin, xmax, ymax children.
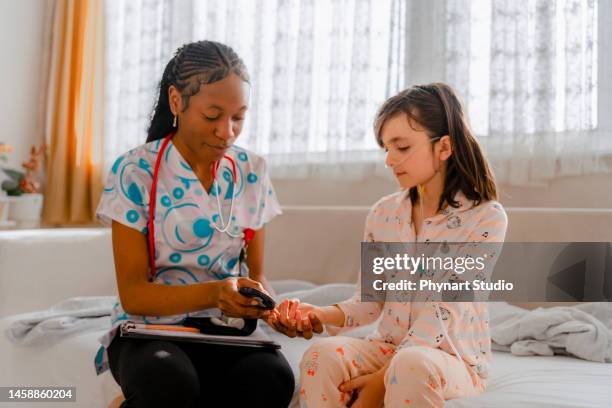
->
<box><xmin>1</xmin><ymin>285</ymin><xmax>611</xmax><ymax>408</ymax></box>
<box><xmin>445</xmin><ymin>352</ymin><xmax>612</xmax><ymax>408</ymax></box>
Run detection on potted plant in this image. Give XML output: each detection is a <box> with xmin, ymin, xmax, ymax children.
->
<box><xmin>1</xmin><ymin>144</ymin><xmax>47</xmax><ymax>228</ymax></box>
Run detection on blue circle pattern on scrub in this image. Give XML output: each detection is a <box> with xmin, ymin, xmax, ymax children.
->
<box><xmin>119</xmin><ymin>162</ymin><xmax>152</xmax><ymax>207</ymax></box>
<box><xmin>161</xmin><ymin>195</ymin><xmax>172</xmax><ymax>207</ymax></box>
<box><xmin>247</xmin><ymin>172</ymin><xmax>258</xmax><ymax>184</ymax></box>
<box><xmin>126</xmin><ymin>209</ymin><xmax>139</xmax><ymax>223</ymax></box>
<box><xmin>198</xmin><ymin>254</ymin><xmax>210</xmax><ymax>266</ymax></box>
<box><xmin>193</xmin><ymin>218</ymin><xmax>214</xmax><ymax>239</ymax></box>
<box><xmin>173</xmin><ymin>187</ymin><xmax>184</xmax><ymax>199</ymax></box>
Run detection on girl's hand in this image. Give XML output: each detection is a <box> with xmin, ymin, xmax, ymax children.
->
<box><xmin>264</xmin><ymin>308</ymin><xmax>298</xmax><ymax>338</ymax></box>
<box><xmin>278</xmin><ymin>299</ymin><xmax>324</xmax><ymax>339</ymax></box>
<box><xmin>215</xmin><ymin>277</ymin><xmax>270</xmax><ymax>319</ymax></box>
<box><xmin>338</xmin><ymin>371</ymin><xmax>385</xmax><ymax>408</ymax></box>
<box><xmin>265</xmin><ymin>299</ymin><xmax>324</xmax><ymax>339</ymax></box>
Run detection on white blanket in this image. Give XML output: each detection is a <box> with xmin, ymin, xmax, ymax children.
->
<box><xmin>491</xmin><ymin>302</ymin><xmax>612</xmax><ymax>363</ymax></box>
<box><xmin>4</xmin><ymin>296</ymin><xmax>116</xmax><ymax>346</ymax></box>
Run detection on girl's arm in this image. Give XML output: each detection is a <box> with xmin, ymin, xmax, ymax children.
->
<box><xmin>315</xmin><ymin>305</ymin><xmax>346</xmax><ymax>327</ymax></box>
<box><xmin>323</xmin><ymin>272</ymin><xmax>384</xmax><ymax>335</ymax></box>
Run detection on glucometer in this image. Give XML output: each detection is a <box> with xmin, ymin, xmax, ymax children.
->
<box><xmin>182</xmin><ymin>288</ymin><xmax>273</xmax><ymax>337</ymax></box>
<box><xmin>239</xmin><ymin>287</ymin><xmax>276</xmax><ymax>310</ymax></box>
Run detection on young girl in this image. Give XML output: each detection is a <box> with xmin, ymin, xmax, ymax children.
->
<box><xmin>267</xmin><ymin>83</ymin><xmax>507</xmax><ymax>407</ymax></box>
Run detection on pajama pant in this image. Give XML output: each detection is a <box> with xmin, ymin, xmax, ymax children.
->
<box><xmin>299</xmin><ymin>336</ymin><xmax>485</xmax><ymax>408</ymax></box>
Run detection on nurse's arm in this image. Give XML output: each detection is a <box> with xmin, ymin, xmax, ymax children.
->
<box><xmin>245</xmin><ymin>227</ymin><xmax>276</xmax><ymax>298</ymax></box>
<box><xmin>112</xmin><ymin>221</ymin><xmax>236</xmax><ymax>316</ymax></box>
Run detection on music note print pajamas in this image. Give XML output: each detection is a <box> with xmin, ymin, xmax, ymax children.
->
<box><xmin>299</xmin><ymin>190</ymin><xmax>507</xmax><ymax>407</ymax></box>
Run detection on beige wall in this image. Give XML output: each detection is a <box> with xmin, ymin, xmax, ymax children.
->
<box><xmin>272</xmin><ymin>170</ymin><xmax>612</xmax><ymax>209</ymax></box>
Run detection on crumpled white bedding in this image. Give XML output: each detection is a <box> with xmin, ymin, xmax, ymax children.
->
<box><xmin>4</xmin><ymin>296</ymin><xmax>116</xmax><ymax>346</ymax></box>
<box><xmin>490</xmin><ymin>302</ymin><xmax>612</xmax><ymax>363</ymax></box>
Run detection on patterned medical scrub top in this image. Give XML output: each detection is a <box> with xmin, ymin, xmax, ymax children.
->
<box><xmin>93</xmin><ymin>138</ymin><xmax>281</xmax><ymax>375</ymax></box>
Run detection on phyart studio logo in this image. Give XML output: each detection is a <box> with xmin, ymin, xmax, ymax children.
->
<box><xmin>360</xmin><ymin>242</ymin><xmax>612</xmax><ymax>303</ymax></box>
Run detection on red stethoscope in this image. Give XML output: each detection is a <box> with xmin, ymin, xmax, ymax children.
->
<box><xmin>147</xmin><ymin>132</ymin><xmax>254</xmax><ymax>281</ymax></box>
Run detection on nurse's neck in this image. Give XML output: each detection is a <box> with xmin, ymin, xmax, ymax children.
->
<box><xmin>172</xmin><ymin>133</ymin><xmax>216</xmax><ymax>191</ymax></box>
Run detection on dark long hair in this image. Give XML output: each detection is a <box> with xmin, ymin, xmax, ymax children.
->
<box><xmin>373</xmin><ymin>83</ymin><xmax>497</xmax><ymax>211</ymax></box>
<box><xmin>146</xmin><ymin>41</ymin><xmax>250</xmax><ymax>143</ymax></box>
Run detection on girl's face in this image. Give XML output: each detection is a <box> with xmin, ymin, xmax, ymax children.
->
<box><xmin>169</xmin><ymin>73</ymin><xmax>250</xmax><ymax>161</ymax></box>
<box><xmin>380</xmin><ymin>114</ymin><xmax>450</xmax><ymax>189</ymax></box>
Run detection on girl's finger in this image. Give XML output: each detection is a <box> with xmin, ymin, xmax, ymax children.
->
<box><xmin>283</xmin><ymin>323</ymin><xmax>297</xmax><ymax>338</ymax></box>
<box><xmin>288</xmin><ymin>298</ymin><xmax>300</xmax><ymax>319</ymax></box>
<box><xmin>276</xmin><ymin>300</ymin><xmax>288</xmax><ymax>326</ymax></box>
<box><xmin>309</xmin><ymin>312</ymin><xmax>324</xmax><ymax>333</ymax></box>
<box><xmin>296</xmin><ymin>318</ymin><xmax>303</xmax><ymax>332</ymax></box>
<box><xmin>269</xmin><ymin>312</ymin><xmax>296</xmax><ymax>338</ymax></box>
<box><xmin>339</xmin><ymin>375</ymin><xmax>367</xmax><ymax>392</ymax></box>
<box><xmin>301</xmin><ymin>318</ymin><xmax>313</xmax><ymax>339</ymax></box>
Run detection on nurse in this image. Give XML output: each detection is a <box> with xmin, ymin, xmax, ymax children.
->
<box><xmin>94</xmin><ymin>41</ymin><xmax>294</xmax><ymax>408</ymax></box>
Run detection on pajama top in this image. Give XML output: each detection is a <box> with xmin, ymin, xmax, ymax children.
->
<box><xmin>329</xmin><ymin>190</ymin><xmax>508</xmax><ymax>378</ymax></box>
<box><xmin>93</xmin><ymin>138</ymin><xmax>281</xmax><ymax>375</ymax></box>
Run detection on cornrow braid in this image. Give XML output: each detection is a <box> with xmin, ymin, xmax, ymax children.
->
<box><xmin>146</xmin><ymin>41</ymin><xmax>249</xmax><ymax>143</ymax></box>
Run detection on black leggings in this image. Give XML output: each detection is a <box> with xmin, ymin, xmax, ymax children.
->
<box><xmin>107</xmin><ymin>335</ymin><xmax>295</xmax><ymax>408</ymax></box>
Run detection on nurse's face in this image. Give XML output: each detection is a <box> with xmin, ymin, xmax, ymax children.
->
<box><xmin>169</xmin><ymin>73</ymin><xmax>250</xmax><ymax>161</ymax></box>
<box><xmin>381</xmin><ymin>114</ymin><xmax>446</xmax><ymax>189</ymax></box>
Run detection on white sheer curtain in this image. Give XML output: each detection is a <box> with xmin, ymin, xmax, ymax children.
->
<box><xmin>441</xmin><ymin>0</ymin><xmax>604</xmax><ymax>186</ymax></box>
<box><xmin>103</xmin><ymin>0</ymin><xmax>402</xmax><ymax>178</ymax></box>
<box><xmin>104</xmin><ymin>0</ymin><xmax>608</xmax><ymax>185</ymax></box>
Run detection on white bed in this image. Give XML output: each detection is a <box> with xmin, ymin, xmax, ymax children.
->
<box><xmin>446</xmin><ymin>352</ymin><xmax>612</xmax><ymax>408</ymax></box>
<box><xmin>2</xmin><ymin>283</ymin><xmax>611</xmax><ymax>408</ymax></box>
<box><xmin>2</xmin><ymin>223</ymin><xmax>612</xmax><ymax>408</ymax></box>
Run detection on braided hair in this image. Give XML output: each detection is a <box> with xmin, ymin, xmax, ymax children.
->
<box><xmin>146</xmin><ymin>41</ymin><xmax>250</xmax><ymax>143</ymax></box>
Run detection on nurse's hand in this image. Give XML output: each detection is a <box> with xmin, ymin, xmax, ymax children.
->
<box><xmin>215</xmin><ymin>277</ymin><xmax>270</xmax><ymax>319</ymax></box>
<box><xmin>265</xmin><ymin>299</ymin><xmax>324</xmax><ymax>339</ymax></box>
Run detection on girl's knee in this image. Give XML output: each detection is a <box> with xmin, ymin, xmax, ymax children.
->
<box><xmin>299</xmin><ymin>338</ymin><xmax>344</xmax><ymax>379</ymax></box>
<box><xmin>386</xmin><ymin>347</ymin><xmax>447</xmax><ymax>394</ymax></box>
<box><xmin>389</xmin><ymin>346</ymin><xmax>437</xmax><ymax>373</ymax></box>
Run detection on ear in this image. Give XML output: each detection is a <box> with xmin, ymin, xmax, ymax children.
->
<box><xmin>167</xmin><ymin>85</ymin><xmax>183</xmax><ymax>115</ymax></box>
<box><xmin>437</xmin><ymin>135</ymin><xmax>452</xmax><ymax>161</ymax></box>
